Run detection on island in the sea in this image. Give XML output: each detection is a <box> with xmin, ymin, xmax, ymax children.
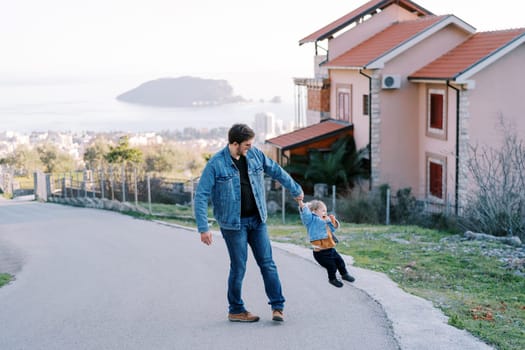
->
<box><xmin>116</xmin><ymin>76</ymin><xmax>247</xmax><ymax>107</ymax></box>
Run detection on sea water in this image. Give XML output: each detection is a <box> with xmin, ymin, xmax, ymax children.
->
<box><xmin>0</xmin><ymin>76</ymin><xmax>295</xmax><ymax>133</ymax></box>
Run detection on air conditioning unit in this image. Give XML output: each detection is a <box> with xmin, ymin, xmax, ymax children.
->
<box><xmin>382</xmin><ymin>74</ymin><xmax>401</xmax><ymax>89</ymax></box>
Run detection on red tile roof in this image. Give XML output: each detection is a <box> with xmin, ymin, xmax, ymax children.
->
<box><xmin>324</xmin><ymin>15</ymin><xmax>445</xmax><ymax>68</ymax></box>
<box><xmin>265</xmin><ymin>120</ymin><xmax>353</xmax><ymax>150</ymax></box>
<box><xmin>409</xmin><ymin>28</ymin><xmax>525</xmax><ymax>80</ymax></box>
<box><xmin>299</xmin><ymin>0</ymin><xmax>433</xmax><ymax>45</ymax></box>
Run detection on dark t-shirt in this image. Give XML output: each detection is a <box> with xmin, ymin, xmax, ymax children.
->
<box><xmin>231</xmin><ymin>155</ymin><xmax>258</xmax><ymax>218</ymax></box>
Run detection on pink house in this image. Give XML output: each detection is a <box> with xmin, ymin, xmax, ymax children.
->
<box><xmin>281</xmin><ymin>0</ymin><xmax>525</xmax><ymax>213</ymax></box>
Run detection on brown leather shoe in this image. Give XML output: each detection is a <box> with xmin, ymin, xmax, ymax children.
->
<box><xmin>228</xmin><ymin>311</ymin><xmax>260</xmax><ymax>322</ymax></box>
<box><xmin>272</xmin><ymin>309</ymin><xmax>284</xmax><ymax>322</ymax></box>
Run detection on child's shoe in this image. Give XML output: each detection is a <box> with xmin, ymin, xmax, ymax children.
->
<box><xmin>341</xmin><ymin>273</ymin><xmax>355</xmax><ymax>282</ymax></box>
<box><xmin>329</xmin><ymin>278</ymin><xmax>343</xmax><ymax>288</ymax></box>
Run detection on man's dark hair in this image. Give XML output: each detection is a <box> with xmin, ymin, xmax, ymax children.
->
<box><xmin>228</xmin><ymin>123</ymin><xmax>255</xmax><ymax>144</ymax></box>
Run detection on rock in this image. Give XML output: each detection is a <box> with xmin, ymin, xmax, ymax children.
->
<box><xmin>464</xmin><ymin>231</ymin><xmax>522</xmax><ymax>247</ymax></box>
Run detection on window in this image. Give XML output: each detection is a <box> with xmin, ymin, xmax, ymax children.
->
<box><xmin>336</xmin><ymin>86</ymin><xmax>351</xmax><ymax>122</ymax></box>
<box><xmin>362</xmin><ymin>94</ymin><xmax>369</xmax><ymax>116</ymax></box>
<box><xmin>426</xmin><ymin>154</ymin><xmax>446</xmax><ymax>200</ymax></box>
<box><xmin>427</xmin><ymin>88</ymin><xmax>447</xmax><ymax>139</ymax></box>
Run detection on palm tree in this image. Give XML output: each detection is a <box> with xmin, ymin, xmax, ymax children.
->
<box><xmin>286</xmin><ymin>136</ymin><xmax>368</xmax><ymax>194</ymax></box>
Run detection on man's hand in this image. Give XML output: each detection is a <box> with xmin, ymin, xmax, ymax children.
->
<box><xmin>294</xmin><ymin>192</ymin><xmax>304</xmax><ymax>202</ymax></box>
<box><xmin>200</xmin><ymin>232</ymin><xmax>213</xmax><ymax>246</ymax></box>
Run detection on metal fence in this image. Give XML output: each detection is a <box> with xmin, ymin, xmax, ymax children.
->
<box><xmin>36</xmin><ymin>167</ymin><xmax>298</xmax><ymax>222</ymax></box>
<box><xmin>34</xmin><ymin>168</ymin><xmax>460</xmax><ymax>226</ymax></box>
<box><xmin>40</xmin><ymin>167</ymin><xmax>195</xmax><ymax>215</ymax></box>
<box><xmin>305</xmin><ymin>184</ymin><xmax>460</xmax><ymax>226</ymax></box>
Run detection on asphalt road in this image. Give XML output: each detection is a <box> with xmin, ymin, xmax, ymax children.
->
<box><xmin>0</xmin><ymin>199</ymin><xmax>493</xmax><ymax>350</ymax></box>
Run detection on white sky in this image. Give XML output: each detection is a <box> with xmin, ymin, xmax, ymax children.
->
<box><xmin>0</xmin><ymin>0</ymin><xmax>522</xmax><ymax>81</ymax></box>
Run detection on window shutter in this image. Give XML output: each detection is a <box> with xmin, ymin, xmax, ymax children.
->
<box><xmin>430</xmin><ymin>93</ymin><xmax>443</xmax><ymax>129</ymax></box>
<box><xmin>429</xmin><ymin>161</ymin><xmax>443</xmax><ymax>198</ymax></box>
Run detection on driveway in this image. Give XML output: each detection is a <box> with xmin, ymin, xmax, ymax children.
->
<box><xmin>0</xmin><ymin>200</ymin><xmax>492</xmax><ymax>349</ymax></box>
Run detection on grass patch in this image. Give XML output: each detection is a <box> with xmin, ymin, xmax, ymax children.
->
<box><xmin>268</xmin><ymin>222</ymin><xmax>525</xmax><ymax>350</ymax></box>
<box><xmin>0</xmin><ymin>273</ymin><xmax>12</xmax><ymax>288</ymax></box>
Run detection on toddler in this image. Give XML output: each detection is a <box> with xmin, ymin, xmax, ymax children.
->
<box><xmin>298</xmin><ymin>199</ymin><xmax>355</xmax><ymax>287</ymax></box>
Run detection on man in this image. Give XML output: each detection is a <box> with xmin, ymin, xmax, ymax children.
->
<box><xmin>194</xmin><ymin>123</ymin><xmax>303</xmax><ymax>323</ymax></box>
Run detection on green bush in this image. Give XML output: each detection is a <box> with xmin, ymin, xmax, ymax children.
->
<box><xmin>337</xmin><ymin>191</ymin><xmax>382</xmax><ymax>224</ymax></box>
<box><xmin>335</xmin><ymin>185</ymin><xmax>460</xmax><ymax>233</ymax></box>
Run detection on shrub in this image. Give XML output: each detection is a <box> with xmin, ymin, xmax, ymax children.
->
<box><xmin>462</xmin><ymin>117</ymin><xmax>525</xmax><ymax>239</ymax></box>
<box><xmin>335</xmin><ymin>185</ymin><xmax>460</xmax><ymax>232</ymax></box>
<box><xmin>336</xmin><ymin>189</ymin><xmax>382</xmax><ymax>224</ymax></box>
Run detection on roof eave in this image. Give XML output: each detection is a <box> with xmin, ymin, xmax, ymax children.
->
<box><xmin>299</xmin><ymin>0</ymin><xmax>435</xmax><ymax>45</ymax></box>
<box><xmin>313</xmin><ymin>0</ymin><xmax>392</xmax><ymax>43</ymax></box>
<box><xmin>455</xmin><ymin>33</ymin><xmax>525</xmax><ymax>81</ymax></box>
<box><xmin>326</xmin><ymin>65</ymin><xmax>364</xmax><ymax>70</ymax></box>
<box><xmin>265</xmin><ymin>124</ymin><xmax>354</xmax><ymax>151</ymax></box>
<box><xmin>299</xmin><ymin>0</ymin><xmax>391</xmax><ymax>45</ymax></box>
<box><xmin>407</xmin><ymin>77</ymin><xmax>476</xmax><ymax>89</ymax></box>
<box><xmin>407</xmin><ymin>77</ymin><xmax>450</xmax><ymax>83</ymax></box>
<box><xmin>367</xmin><ymin>15</ymin><xmax>476</xmax><ymax>69</ymax></box>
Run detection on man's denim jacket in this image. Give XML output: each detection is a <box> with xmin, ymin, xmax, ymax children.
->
<box><xmin>299</xmin><ymin>206</ymin><xmax>338</xmax><ymax>241</ymax></box>
<box><xmin>194</xmin><ymin>145</ymin><xmax>303</xmax><ymax>233</ymax></box>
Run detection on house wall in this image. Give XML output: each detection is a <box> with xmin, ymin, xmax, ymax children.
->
<box><xmin>377</xmin><ymin>25</ymin><xmax>470</xmax><ymax>198</ymax></box>
<box><xmin>377</xmin><ymin>75</ymin><xmax>420</xmax><ymax>193</ymax></box>
<box><xmin>416</xmin><ymin>83</ymin><xmax>458</xmax><ymax>202</ymax></box>
<box><xmin>466</xmin><ymin>44</ymin><xmax>525</xmax><ymax>147</ymax></box>
<box><xmin>392</xmin><ymin>25</ymin><xmax>470</xmax><ymax>74</ymax></box>
<box><xmin>329</xmin><ymin>4</ymin><xmax>420</xmax><ymax>60</ymax></box>
<box><xmin>328</xmin><ymin>70</ymin><xmax>370</xmax><ymax>150</ymax></box>
<box><xmin>454</xmin><ymin>44</ymin><xmax>525</xmax><ymax>210</ymax></box>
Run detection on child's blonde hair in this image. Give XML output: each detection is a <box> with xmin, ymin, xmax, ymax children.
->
<box><xmin>307</xmin><ymin>199</ymin><xmax>326</xmax><ymax>211</ymax></box>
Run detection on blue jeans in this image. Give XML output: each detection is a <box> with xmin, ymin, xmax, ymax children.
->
<box><xmin>220</xmin><ymin>215</ymin><xmax>285</xmax><ymax>314</ymax></box>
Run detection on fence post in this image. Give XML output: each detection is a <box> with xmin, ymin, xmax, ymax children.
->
<box><xmin>83</xmin><ymin>170</ymin><xmax>87</xmax><ymax>198</ymax></box>
<box><xmin>386</xmin><ymin>187</ymin><xmax>391</xmax><ymax>225</ymax></box>
<box><xmin>100</xmin><ymin>169</ymin><xmax>105</xmax><ymax>199</ymax></box>
<box><xmin>332</xmin><ymin>185</ymin><xmax>336</xmax><ymax>214</ymax></box>
<box><xmin>9</xmin><ymin>168</ymin><xmax>14</xmax><ymax>196</ymax></box>
<box><xmin>75</xmin><ymin>171</ymin><xmax>79</xmax><ymax>198</ymax></box>
<box><xmin>134</xmin><ymin>167</ymin><xmax>138</xmax><ymax>206</ymax></box>
<box><xmin>147</xmin><ymin>174</ymin><xmax>152</xmax><ymax>215</ymax></box>
<box><xmin>92</xmin><ymin>171</ymin><xmax>96</xmax><ymax>198</ymax></box>
<box><xmin>110</xmin><ymin>166</ymin><xmax>114</xmax><ymax>200</ymax></box>
<box><xmin>69</xmin><ymin>171</ymin><xmax>74</xmax><ymax>198</ymax></box>
<box><xmin>46</xmin><ymin>173</ymin><xmax>51</xmax><ymax>201</ymax></box>
<box><xmin>121</xmin><ymin>164</ymin><xmax>126</xmax><ymax>202</ymax></box>
<box><xmin>62</xmin><ymin>176</ymin><xmax>67</xmax><ymax>198</ymax></box>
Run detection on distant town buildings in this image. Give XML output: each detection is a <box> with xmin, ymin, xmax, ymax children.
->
<box><xmin>1</xmin><ymin>111</ymin><xmax>294</xmax><ymax>168</ymax></box>
<box><xmin>253</xmin><ymin>112</ymin><xmax>294</xmax><ymax>146</ymax></box>
<box><xmin>1</xmin><ymin>129</ymin><xmax>228</xmax><ymax>167</ymax></box>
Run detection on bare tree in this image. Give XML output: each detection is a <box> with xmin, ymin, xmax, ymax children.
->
<box><xmin>463</xmin><ymin>116</ymin><xmax>525</xmax><ymax>238</ymax></box>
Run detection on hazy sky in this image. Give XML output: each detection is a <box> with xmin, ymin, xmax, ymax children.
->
<box><xmin>1</xmin><ymin>0</ymin><xmax>522</xmax><ymax>81</ymax></box>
